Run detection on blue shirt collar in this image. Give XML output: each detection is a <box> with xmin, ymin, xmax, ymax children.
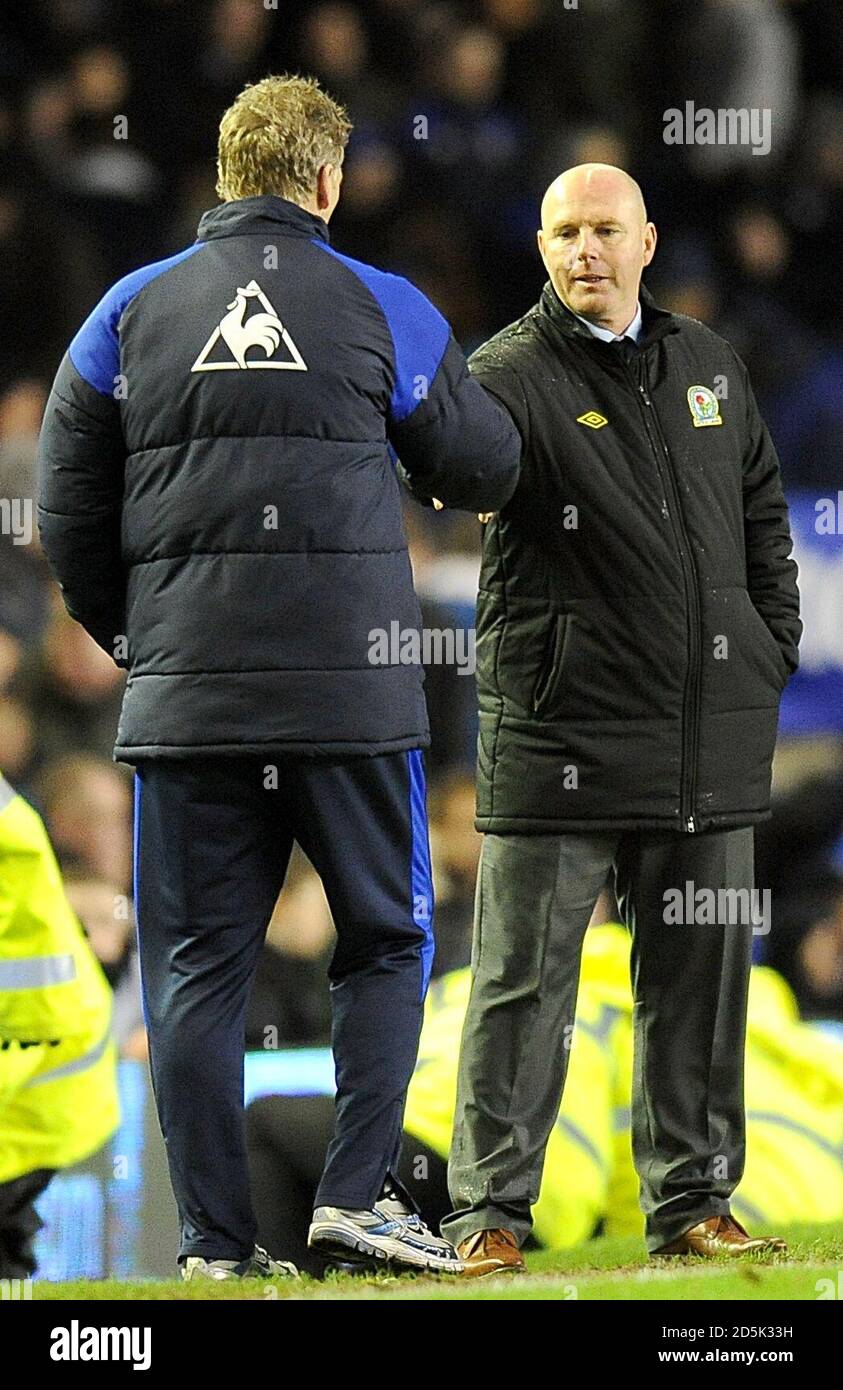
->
<box><xmin>571</xmin><ymin>301</ymin><xmax>643</xmax><ymax>344</ymax></box>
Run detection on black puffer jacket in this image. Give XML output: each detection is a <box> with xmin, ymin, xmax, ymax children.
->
<box><xmin>36</xmin><ymin>196</ymin><xmax>520</xmax><ymax>762</ymax></box>
<box><xmin>471</xmin><ymin>282</ymin><xmax>801</xmax><ymax>834</ymax></box>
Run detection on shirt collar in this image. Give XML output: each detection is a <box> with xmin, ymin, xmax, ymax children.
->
<box><xmin>538</xmin><ymin>281</ymin><xmax>680</xmax><ymax>351</ymax></box>
<box><xmin>571</xmin><ymin>301</ymin><xmax>643</xmax><ymax>344</ymax></box>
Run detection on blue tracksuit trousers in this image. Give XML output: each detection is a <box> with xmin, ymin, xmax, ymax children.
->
<box><xmin>132</xmin><ymin>751</ymin><xmax>434</xmax><ymax>1263</ymax></box>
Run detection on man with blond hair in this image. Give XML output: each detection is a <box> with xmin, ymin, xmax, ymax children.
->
<box><xmin>36</xmin><ymin>74</ymin><xmax>520</xmax><ymax>1280</ymax></box>
<box><xmin>439</xmin><ymin>163</ymin><xmax>801</xmax><ymax>1274</ymax></box>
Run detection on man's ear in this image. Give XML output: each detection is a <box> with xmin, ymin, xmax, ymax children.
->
<box><xmin>316</xmin><ymin>164</ymin><xmax>333</xmax><ymax>211</ymax></box>
<box><xmin>642</xmin><ymin>221</ymin><xmax>658</xmax><ymax>268</ymax></box>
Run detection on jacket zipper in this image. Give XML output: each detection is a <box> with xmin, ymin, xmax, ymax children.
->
<box><xmin>622</xmin><ymin>353</ymin><xmax>702</xmax><ymax>832</ymax></box>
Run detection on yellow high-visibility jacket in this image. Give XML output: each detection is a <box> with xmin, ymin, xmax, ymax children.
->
<box><xmin>404</xmin><ymin>924</ymin><xmax>843</xmax><ymax>1246</ymax></box>
<box><xmin>0</xmin><ymin>775</ymin><xmax>120</xmax><ymax>1182</ymax></box>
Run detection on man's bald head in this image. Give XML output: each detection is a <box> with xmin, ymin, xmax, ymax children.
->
<box><xmin>540</xmin><ymin>164</ymin><xmax>648</xmax><ymax>231</ymax></box>
<box><xmin>538</xmin><ymin>163</ymin><xmax>656</xmax><ymax>335</ymax></box>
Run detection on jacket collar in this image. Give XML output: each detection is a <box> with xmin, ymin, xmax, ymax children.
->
<box><xmin>196</xmin><ymin>194</ymin><xmax>331</xmax><ymax>245</ymax></box>
<box><xmin>538</xmin><ymin>279</ymin><xmax>679</xmax><ymax>352</ymax></box>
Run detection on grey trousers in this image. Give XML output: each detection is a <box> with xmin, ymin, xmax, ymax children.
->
<box><xmin>441</xmin><ymin>827</ymin><xmax>755</xmax><ymax>1252</ymax></box>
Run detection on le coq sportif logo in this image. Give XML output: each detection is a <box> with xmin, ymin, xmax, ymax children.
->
<box><xmin>191</xmin><ymin>280</ymin><xmax>308</xmax><ymax>372</ymax></box>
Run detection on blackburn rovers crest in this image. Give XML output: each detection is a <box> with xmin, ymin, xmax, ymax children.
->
<box><xmin>686</xmin><ymin>384</ymin><xmax>723</xmax><ymax>427</ymax></box>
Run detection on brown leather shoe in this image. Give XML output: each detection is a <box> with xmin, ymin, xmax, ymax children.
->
<box><xmin>651</xmin><ymin>1215</ymin><xmax>787</xmax><ymax>1258</ymax></box>
<box><xmin>456</xmin><ymin>1229</ymin><xmax>526</xmax><ymax>1278</ymax></box>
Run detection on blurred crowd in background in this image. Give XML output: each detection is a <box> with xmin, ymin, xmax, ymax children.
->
<box><xmin>1</xmin><ymin>0</ymin><xmax>843</xmax><ymax>1058</ymax></box>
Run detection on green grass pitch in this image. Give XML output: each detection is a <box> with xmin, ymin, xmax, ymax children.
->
<box><xmin>30</xmin><ymin>1222</ymin><xmax>843</xmax><ymax>1300</ymax></box>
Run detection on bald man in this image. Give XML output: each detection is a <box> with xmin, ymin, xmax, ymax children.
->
<box><xmin>437</xmin><ymin>165</ymin><xmax>802</xmax><ymax>1274</ymax></box>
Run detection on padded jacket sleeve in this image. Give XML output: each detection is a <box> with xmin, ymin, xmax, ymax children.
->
<box><xmin>37</xmin><ymin>350</ymin><xmax>128</xmax><ymax>666</ymax></box>
<box><xmin>386</xmin><ymin>280</ymin><xmax>521</xmax><ymax>513</ymax></box>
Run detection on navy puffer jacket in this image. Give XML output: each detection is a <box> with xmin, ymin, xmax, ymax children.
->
<box><xmin>37</xmin><ymin>196</ymin><xmax>520</xmax><ymax>762</ymax></box>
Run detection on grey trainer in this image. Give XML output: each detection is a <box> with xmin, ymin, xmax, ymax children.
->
<box><xmin>308</xmin><ymin>1189</ymin><xmax>462</xmax><ymax>1274</ymax></box>
<box><xmin>180</xmin><ymin>1243</ymin><xmax>299</xmax><ymax>1281</ymax></box>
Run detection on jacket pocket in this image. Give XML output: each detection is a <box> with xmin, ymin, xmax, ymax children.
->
<box><xmin>532</xmin><ymin>614</ymin><xmax>569</xmax><ymax>717</ymax></box>
<box><xmin>746</xmin><ymin>597</ymin><xmax>788</xmax><ymax>689</ymax></box>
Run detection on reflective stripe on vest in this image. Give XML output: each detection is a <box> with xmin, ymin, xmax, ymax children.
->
<box><xmin>0</xmin><ymin>955</ymin><xmax>77</xmax><ymax>988</ymax></box>
<box><xmin>22</xmin><ymin>1018</ymin><xmax>113</xmax><ymax>1089</ymax></box>
<box><xmin>0</xmin><ymin>776</ymin><xmax>15</xmax><ymax>812</ymax></box>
